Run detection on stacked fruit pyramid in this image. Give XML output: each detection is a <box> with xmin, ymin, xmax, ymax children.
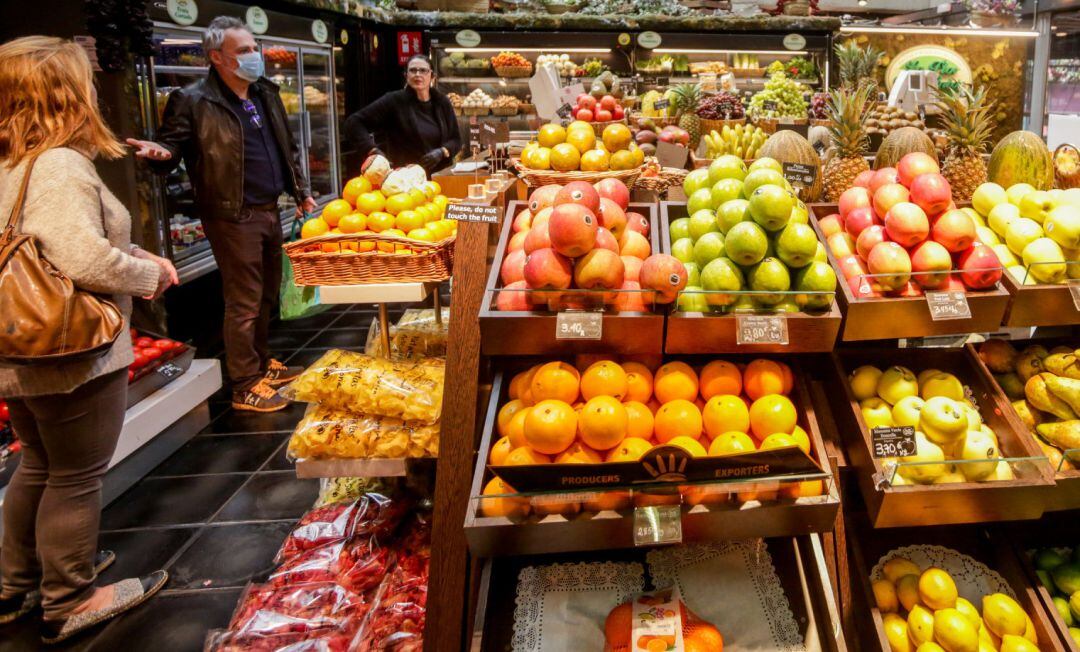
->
<box><xmin>479</xmin><ymin>356</ymin><xmax>823</xmax><ymax>519</ymax></box>
<box><xmin>520</xmin><ymin>121</ymin><xmax>644</xmax><ymax>173</ymax></box>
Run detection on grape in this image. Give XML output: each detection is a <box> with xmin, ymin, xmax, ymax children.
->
<box><xmin>747</xmin><ymin>71</ymin><xmax>810</xmax><ymax>120</ymax></box>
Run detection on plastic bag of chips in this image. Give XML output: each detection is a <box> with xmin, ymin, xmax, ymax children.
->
<box><xmin>287</xmin><ymin>405</ymin><xmax>439</xmax><ymax>461</ymax></box>
<box><xmin>280</xmin><ymin>350</ymin><xmax>444</xmax><ymax>424</ymax></box>
<box><xmin>364</xmin><ymin>308</ymin><xmax>450</xmax><ymax>360</ymax></box>
<box><xmin>315</xmin><ymin>478</ymin><xmax>394</xmax><ymax>508</ymax></box>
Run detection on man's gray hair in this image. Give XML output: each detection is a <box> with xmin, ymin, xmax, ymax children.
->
<box><xmin>202</xmin><ymin>16</ymin><xmax>250</xmax><ymax>53</ymax></box>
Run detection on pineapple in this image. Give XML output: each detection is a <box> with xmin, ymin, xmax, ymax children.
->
<box><xmin>823</xmin><ymin>83</ymin><xmax>874</xmax><ymax>201</ymax></box>
<box><xmin>671</xmin><ymin>83</ymin><xmax>703</xmax><ymax>148</ymax></box>
<box><xmin>936</xmin><ymin>84</ymin><xmax>996</xmax><ymax>200</ymax></box>
<box><xmin>835</xmin><ymin>40</ymin><xmax>884</xmax><ymax>92</ymax></box>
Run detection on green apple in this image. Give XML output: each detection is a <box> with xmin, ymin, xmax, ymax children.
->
<box><xmin>1064</xmin><ymin>187</ymin><xmax>1080</xmax><ymax>207</ymax></box>
<box><xmin>707</xmin><ymin>154</ymin><xmax>748</xmax><ymax>184</ymax></box>
<box><xmin>958</xmin><ymin>401</ymin><xmax>983</xmax><ymax>430</ymax></box>
<box><xmin>848</xmin><ymin>365</ymin><xmax>884</xmax><ymax>401</ymax></box>
<box><xmin>988</xmin><ymin>203</ymin><xmax>1021</xmax><ymax>237</ymax></box>
<box><xmin>775</xmin><ymin>222</ymin><xmax>818</xmax><ymax>268</ymax></box>
<box><xmin>958</xmin><ymin>429</ymin><xmax>1000</xmax><ymax>481</ymax></box>
<box><xmin>975</xmin><ymin>226</ymin><xmax>1001</xmax><ymax>247</ymax></box>
<box><xmin>688</xmin><ymin>208</ymin><xmax>720</xmax><ymax>241</ymax></box>
<box><xmin>699</xmin><ymin>256</ymin><xmax>744</xmax><ymax>307</ymax></box>
<box><xmin>979</xmin><ymin>423</ymin><xmax>998</xmax><ymax>449</ymax></box>
<box><xmin>1022</xmin><ymin>237</ymin><xmax>1067</xmax><ymax>283</ymax></box>
<box><xmin>892</xmin><ymin>395</ymin><xmax>926</xmax><ymax>428</ymax></box>
<box><xmin>716</xmin><ymin>199</ymin><xmax>751</xmax><ymax>234</ymax></box>
<box><xmin>898</xmin><ymin>431</ymin><xmax>947</xmax><ymax>484</ymax></box>
<box><xmin>788</xmin><ymin>201</ymin><xmax>810</xmax><ymax>225</ymax></box>
<box><xmin>972</xmin><ymin>182</ymin><xmax>1007</xmax><ymax>217</ymax></box>
<box><xmin>1006</xmin><ymin>182</ymin><xmax>1037</xmax><ymax>207</ymax></box>
<box><xmin>1007</xmin><ymin>264</ymin><xmax>1035</xmax><ymax>285</ymax></box>
<box><xmin>710</xmin><ymin>178</ymin><xmax>744</xmax><ymax>207</ymax></box>
<box><xmin>676</xmin><ymin>285</ymin><xmax>710</xmax><ymax>312</ymax></box>
<box><xmin>692</xmin><ymin>231</ymin><xmax>726</xmax><ymax>267</ymax></box>
<box><xmin>687</xmin><ymin>188</ymin><xmax>715</xmax><ymax>216</ymax></box>
<box><xmin>1005</xmin><ymin>217</ymin><xmax>1044</xmax><ymax>256</ymax></box>
<box><xmin>813</xmin><ymin>241</ymin><xmax>828</xmax><ymax>263</ymax></box>
<box><xmin>992</xmin><ymin>460</ymin><xmax>1015</xmax><ymax>480</ymax></box>
<box><xmin>919</xmin><ymin>371</ymin><xmax>965</xmax><ymax>401</ymax></box>
<box><xmin>748</xmin><ymin>156</ymin><xmax>783</xmax><ymax>174</ymax></box>
<box><xmin>1044</xmin><ymin>204</ymin><xmax>1080</xmax><ymax>250</ymax></box>
<box><xmin>748</xmin><ymin>184</ymin><xmax>795</xmax><ymax>232</ymax></box>
<box><xmin>962</xmin><ymin>207</ymin><xmax>987</xmax><ymax>228</ymax></box>
<box><xmin>671</xmin><ymin>237</ymin><xmax>695</xmax><ymax>264</ymax></box>
<box><xmin>743</xmin><ymin>168</ymin><xmax>786</xmax><ymax>197</ymax></box>
<box><xmin>683</xmin><ymin>261</ymin><xmax>701</xmax><ymax>287</ymax></box>
<box><xmin>793</xmin><ymin>261</ymin><xmax>836</xmax><ymax>310</ymax></box>
<box><xmin>1018</xmin><ymin>190</ymin><xmax>1058</xmax><ymax>224</ymax></box>
<box><xmin>724</xmin><ymin>221</ymin><xmax>769</xmax><ymax>266</ymax></box>
<box><xmin>683</xmin><ymin>168</ymin><xmax>711</xmax><ymax>196</ymax></box>
<box><xmin>861</xmin><ymin>397</ymin><xmax>895</xmax><ymax>429</ymax></box>
<box><xmin>992</xmin><ymin>244</ymin><xmax>1019</xmax><ymax>266</ymax></box>
<box><xmin>669</xmin><ymin>217</ymin><xmax>691</xmax><ymax>242</ymax></box>
<box><xmin>919</xmin><ymin>396</ymin><xmax>969</xmax><ymax>445</ymax></box>
<box><xmin>747</xmin><ymin>257</ymin><xmax>791</xmax><ymax>305</ymax></box>
<box><xmin>877</xmin><ymin>366</ymin><xmax>919</xmax><ymax>406</ymax></box>
<box><xmin>933</xmin><ymin>471</ymin><xmax>967</xmax><ymax>484</ymax></box>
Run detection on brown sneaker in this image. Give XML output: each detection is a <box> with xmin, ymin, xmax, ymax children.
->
<box><xmin>232</xmin><ymin>379</ymin><xmax>289</xmax><ymax>412</ymax></box>
<box><xmin>263</xmin><ymin>358</ymin><xmax>303</xmax><ymax>387</ymax></box>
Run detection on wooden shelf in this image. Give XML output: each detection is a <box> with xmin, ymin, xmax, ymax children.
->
<box><xmin>1000</xmin><ymin>270</ymin><xmax>1080</xmax><ymax>328</ymax></box>
<box><xmin>317</xmin><ymin>281</ymin><xmax>432</xmax><ymax>305</ymax></box>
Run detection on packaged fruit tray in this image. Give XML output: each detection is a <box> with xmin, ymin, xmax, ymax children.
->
<box><xmin>660</xmin><ymin>201</ymin><xmax>842</xmax><ymax>354</ymax></box>
<box><xmin>968</xmin><ymin>339</ymin><xmax>1080</xmax><ymax>512</ymax></box>
<box><xmin>828</xmin><ymin>348</ymin><xmax>1055</xmax><ymax>529</ymax></box>
<box><xmin>809</xmin><ymin>203</ymin><xmax>1010</xmax><ymax>341</ymax></box>
<box><xmin>463</xmin><ymin>356</ymin><xmax>840</xmax><ymax>557</ymax></box>
<box><xmin>847</xmin><ymin>515</ymin><xmax>1065</xmax><ymax>652</ymax></box>
<box><xmin>126</xmin><ymin>331</ymin><xmax>194</xmax><ymax>409</ymax></box>
<box><xmin>479</xmin><ymin>193</ymin><xmax>663</xmax><ymax>356</ymax></box>
<box><xmin>1007</xmin><ymin>521</ymin><xmax>1080</xmax><ymax>651</ymax></box>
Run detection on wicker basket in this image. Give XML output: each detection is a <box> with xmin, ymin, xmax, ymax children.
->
<box><xmin>634</xmin><ymin>167</ymin><xmax>688</xmax><ymax>192</ymax></box>
<box><xmin>492</xmin><ymin>106</ymin><xmax>519</xmax><ymax>116</ymax></box>
<box><xmin>752</xmin><ymin>116</ymin><xmax>807</xmax><ymax>134</ymax></box>
<box><xmin>1055</xmin><ymin>143</ymin><xmax>1080</xmax><ymax>189</ymax></box>
<box><xmin>462</xmin><ymin>106</ymin><xmax>491</xmax><ymax>116</ymax></box>
<box><xmin>809</xmin><ymin>118</ymin><xmax>830</xmax><ymax>128</ymax></box>
<box><xmin>732</xmin><ymin>68</ymin><xmax>765</xmax><ymax>78</ymax></box>
<box><xmin>699</xmin><ymin>117</ymin><xmax>746</xmax><ymax>134</ymax></box>
<box><xmin>511</xmin><ymin>158</ymin><xmax>644</xmax><ymax>188</ymax></box>
<box><xmin>453</xmin><ymin>107</ymin><xmax>463</xmax><ymax>116</ymax></box>
<box><xmin>284</xmin><ymin>233</ymin><xmax>456</xmax><ymax>286</ymax></box>
<box><xmin>590</xmin><ymin>117</ymin><xmax>629</xmax><ymax>137</ymax></box>
<box><xmin>495</xmin><ymin>65</ymin><xmax>533</xmax><ymax>78</ymax></box>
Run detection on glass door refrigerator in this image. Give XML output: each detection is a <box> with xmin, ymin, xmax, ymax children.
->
<box><xmin>138</xmin><ymin>23</ymin><xmax>341</xmax><ymax>284</ymax></box>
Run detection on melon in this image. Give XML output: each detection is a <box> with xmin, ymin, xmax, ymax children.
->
<box><xmin>874</xmin><ymin>127</ymin><xmax>937</xmax><ymax>170</ymax></box>
<box><xmin>988</xmin><ymin>130</ymin><xmax>1053</xmax><ymax>190</ymax></box>
<box><xmin>757</xmin><ymin>129</ymin><xmax>823</xmax><ymax>201</ymax></box>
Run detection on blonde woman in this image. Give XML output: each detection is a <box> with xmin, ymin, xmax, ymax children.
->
<box><xmin>0</xmin><ymin>36</ymin><xmax>171</xmax><ymax>643</ymax></box>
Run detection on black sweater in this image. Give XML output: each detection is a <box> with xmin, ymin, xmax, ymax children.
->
<box><xmin>344</xmin><ymin>87</ymin><xmax>462</xmax><ymax>174</ymax></box>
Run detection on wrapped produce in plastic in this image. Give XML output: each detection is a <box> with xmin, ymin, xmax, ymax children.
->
<box><xmin>287</xmin><ymin>406</ymin><xmax>439</xmax><ymax>461</ymax></box>
<box><xmin>228</xmin><ymin>582</ymin><xmax>367</xmax><ymax>636</ymax></box>
<box><xmin>315</xmin><ymin>478</ymin><xmax>395</xmax><ymax>508</ymax></box>
<box><xmin>276</xmin><ymin>494</ymin><xmax>409</xmax><ymax>564</ymax></box>
<box><xmin>205</xmin><ymin>628</ymin><xmax>357</xmax><ymax>652</ymax></box>
<box><xmin>280</xmin><ymin>350</ymin><xmax>444</xmax><ymax>424</ymax></box>
<box><xmin>364</xmin><ymin>308</ymin><xmax>450</xmax><ymax>360</ymax></box>
<box><xmin>353</xmin><ymin>515</ymin><xmax>431</xmax><ymax>652</ymax></box>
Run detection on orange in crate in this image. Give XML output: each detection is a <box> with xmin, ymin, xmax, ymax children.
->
<box><xmin>603</xmin><ymin>597</ymin><xmax>723</xmax><ymax>652</ymax></box>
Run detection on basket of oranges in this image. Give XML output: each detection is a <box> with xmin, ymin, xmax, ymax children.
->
<box><xmin>284</xmin><ymin>172</ymin><xmax>458</xmax><ymax>286</ymax></box>
<box><xmin>514</xmin><ymin>120</ymin><xmax>646</xmax><ymax>187</ymax></box>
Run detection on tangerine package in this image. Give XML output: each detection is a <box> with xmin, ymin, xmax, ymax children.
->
<box><xmin>604</xmin><ymin>587</ymin><xmax>724</xmax><ymax>652</ymax></box>
<box><xmin>281</xmin><ymin>349</ymin><xmax>445</xmax><ymax>424</ymax></box>
<box><xmin>287</xmin><ymin>404</ymin><xmax>439</xmax><ymax>461</ymax></box>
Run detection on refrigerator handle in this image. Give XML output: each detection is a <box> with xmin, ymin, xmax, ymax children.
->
<box><xmin>303</xmin><ymin>110</ymin><xmax>312</xmax><ymax>149</ymax></box>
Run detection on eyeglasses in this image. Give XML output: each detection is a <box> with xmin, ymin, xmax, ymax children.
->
<box><xmin>407</xmin><ymin>67</ymin><xmax>432</xmax><ymax>75</ymax></box>
<box><xmin>240</xmin><ymin>99</ymin><xmax>263</xmax><ymax>129</ymax></box>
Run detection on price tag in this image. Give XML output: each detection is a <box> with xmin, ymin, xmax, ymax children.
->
<box><xmin>782</xmin><ymin>162</ymin><xmax>818</xmax><ymax>193</ymax></box>
<box><xmin>633</xmin><ymin>504</ymin><xmax>682</xmax><ymax>546</ymax></box>
<box><xmin>656</xmin><ymin>141</ymin><xmax>689</xmax><ymax>169</ymax></box>
<box><xmin>480</xmin><ymin>121</ymin><xmax>509</xmax><ymax>150</ymax></box>
<box><xmin>1069</xmin><ymin>279</ymin><xmax>1080</xmax><ymax>310</ymax></box>
<box><xmin>871</xmin><ymin>426</ymin><xmax>917</xmax><ymax>458</ymax></box>
<box><xmin>926</xmin><ymin>290</ymin><xmax>972</xmax><ymax>321</ymax></box>
<box><xmin>656</xmin><ymin>76</ymin><xmax>669</xmax><ymax>87</ymax></box>
<box><xmin>555</xmin><ymin>311</ymin><xmax>602</xmax><ymax>340</ymax></box>
<box><xmin>446</xmin><ymin>203</ymin><xmax>500</xmax><ymax>223</ymax></box>
<box><xmin>736</xmin><ymin>315</ymin><xmax>789</xmax><ymax>345</ymax></box>
<box><xmin>652</xmin><ymin>98</ymin><xmax>670</xmax><ymax>111</ymax></box>
<box><xmin>556</xmin><ymin>103</ymin><xmax>573</xmax><ymax>119</ymax></box>
<box><xmin>157</xmin><ymin>362</ymin><xmax>184</xmax><ymax>380</ymax></box>
<box><xmin>763</xmin><ymin>100</ymin><xmax>778</xmax><ymax>112</ymax></box>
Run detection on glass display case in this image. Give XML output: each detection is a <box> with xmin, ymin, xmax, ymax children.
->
<box><xmin>139</xmin><ymin>24</ymin><xmax>341</xmax><ymax>283</ymax></box>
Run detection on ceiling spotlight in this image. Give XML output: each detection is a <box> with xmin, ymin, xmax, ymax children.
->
<box><xmin>858</xmin><ymin>0</ymin><xmax>867</xmax><ymax>6</ymax></box>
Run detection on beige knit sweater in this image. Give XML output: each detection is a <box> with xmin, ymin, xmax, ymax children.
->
<box><xmin>0</xmin><ymin>147</ymin><xmax>161</xmax><ymax>398</ymax></box>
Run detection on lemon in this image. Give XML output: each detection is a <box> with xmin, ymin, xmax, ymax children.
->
<box><xmin>873</xmin><ymin>579</ymin><xmax>900</xmax><ymax>613</ymax></box>
<box><xmin>955</xmin><ymin>598</ymin><xmax>981</xmax><ymax>629</ymax></box>
<box><xmin>919</xmin><ymin>568</ymin><xmax>959</xmax><ymax>610</ymax></box>
<box><xmin>917</xmin><ymin>644</ymin><xmax>947</xmax><ymax>652</ymax></box>
<box><xmin>884</xmin><ymin>557</ymin><xmax>923</xmax><ymax>583</ymax></box>
<box><xmin>983</xmin><ymin>594</ymin><xmax>1028</xmax><ymax>638</ymax></box>
<box><xmin>1022</xmin><ymin>615</ymin><xmax>1037</xmax><ymax>644</ymax></box>
<box><xmin>909</xmin><ymin>604</ymin><xmax>936</xmax><ymax>646</ymax></box>
<box><xmin>897</xmin><ymin>574</ymin><xmax>922</xmax><ymax>612</ymax></box>
<box><xmin>934</xmin><ymin>608</ymin><xmax>979</xmax><ymax>652</ymax></box>
<box><xmin>883</xmin><ymin>613</ymin><xmax>912</xmax><ymax>652</ymax></box>
<box><xmin>980</xmin><ymin>620</ymin><xmax>1002</xmax><ymax>649</ymax></box>
<box><xmin>999</xmin><ymin>634</ymin><xmax>1039</xmax><ymax>652</ymax></box>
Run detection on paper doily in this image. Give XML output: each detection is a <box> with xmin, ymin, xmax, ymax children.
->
<box><xmin>871</xmin><ymin>544</ymin><xmax>1015</xmax><ymax>603</ymax></box>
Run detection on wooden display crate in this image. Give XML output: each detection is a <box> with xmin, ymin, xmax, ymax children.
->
<box><xmin>1001</xmin><ymin>270</ymin><xmax>1080</xmax><ymax>327</ymax></box>
<box><xmin>463</xmin><ymin>357</ymin><xmax>841</xmax><ymax>557</ymax></box>
<box><xmin>469</xmin><ymin>534</ymin><xmax>847</xmax><ymax>651</ymax></box>
<box><xmin>828</xmin><ymin>348</ymin><xmax>1056</xmax><ymax>529</ymax></box>
<box><xmin>1001</xmin><ymin>521</ymin><xmax>1080</xmax><ymax>652</ymax></box>
<box><xmin>478</xmin><ymin>200</ymin><xmax>664</xmax><ymax>355</ymax></box>
<box><xmin>967</xmin><ymin>340</ymin><xmax>1080</xmax><ymax>513</ymax></box>
<box><xmin>660</xmin><ymin>202</ymin><xmax>842</xmax><ymax>353</ymax></box>
<box><xmin>847</xmin><ymin>515</ymin><xmax>1065</xmax><ymax>651</ymax></box>
<box><xmin>808</xmin><ymin>204</ymin><xmax>1011</xmax><ymax>341</ymax></box>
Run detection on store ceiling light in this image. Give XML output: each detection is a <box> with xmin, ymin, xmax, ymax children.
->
<box><xmin>857</xmin><ymin>0</ymin><xmax>868</xmax><ymax>6</ymax></box>
<box><xmin>444</xmin><ymin>47</ymin><xmax>611</xmax><ymax>53</ymax></box>
<box><xmin>652</xmin><ymin>48</ymin><xmax>808</xmax><ymax>55</ymax></box>
<box><xmin>839</xmin><ymin>25</ymin><xmax>1038</xmax><ymax>37</ymax></box>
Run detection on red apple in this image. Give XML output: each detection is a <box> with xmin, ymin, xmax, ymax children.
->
<box><xmin>828</xmin><ymin>232</ymin><xmax>857</xmax><ymax>259</ymax></box>
<box><xmin>838</xmin><ymin>253</ymin><xmax>869</xmax><ymax>280</ymax></box>
<box><xmin>856</xmin><ymin>224</ymin><xmax>888</xmax><ymax>261</ymax></box>
<box><xmin>595</xmin><ymin>227</ymin><xmax>620</xmax><ymax>254</ymax></box>
<box><xmin>594</xmin><ymin>178</ymin><xmax>630</xmax><ymax>211</ymax></box>
<box><xmin>495</xmin><ymin>280</ymin><xmax>531</xmax><ymax>311</ymax></box>
<box><xmin>818</xmin><ymin>213</ymin><xmax>844</xmax><ymax>237</ymax></box>
<box><xmin>958</xmin><ymin>244</ymin><xmax>1003</xmax><ymax>290</ymax></box>
<box><xmin>889</xmin><ymin>281</ymin><xmax>924</xmax><ymax>298</ymax></box>
<box><xmin>500</xmin><ymin>248</ymin><xmax>527</xmax><ymax>285</ymax></box>
<box><xmin>512</xmin><ymin>209</ymin><xmax>532</xmax><ymax>233</ymax></box>
<box><xmin>896</xmin><ymin>152</ymin><xmax>941</xmax><ymax>187</ymax></box>
<box><xmin>931</xmin><ymin>209</ymin><xmax>976</xmax><ymax>253</ymax></box>
<box><xmin>639</xmin><ymin>253</ymin><xmax>687</xmax><ymax>304</ymax></box>
<box><xmin>909</xmin><ymin>240</ymin><xmax>953</xmax><ymax>290</ymax></box>
<box><xmin>869</xmin><ymin>167</ymin><xmax>900</xmax><ymax>194</ymax></box>
<box><xmin>613</xmin><ymin>106</ymin><xmax>625</xmax><ymax>120</ymax></box>
<box><xmin>600</xmin><ymin>95</ymin><xmax>617</xmax><ymax>112</ymax></box>
<box><xmin>574</xmin><ymin>248</ymin><xmax>625</xmax><ymax>290</ymax></box>
<box><xmin>523</xmin><ymin>247</ymin><xmax>573</xmax><ymax>290</ymax></box>
<box><xmin>136</xmin><ymin>336</ymin><xmax>155</xmax><ymax>348</ymax></box>
<box><xmin>595</xmin><ymin>109</ymin><xmax>613</xmax><ymax>122</ymax></box>
<box><xmin>508</xmin><ymin>231</ymin><xmax>528</xmax><ymax>252</ymax></box>
<box><xmin>555</xmin><ymin>181</ymin><xmax>601</xmax><ymax>214</ymax></box>
<box><xmin>548</xmin><ymin>203</ymin><xmax>598</xmax><ymax>258</ymax></box>
<box><xmin>853</xmin><ymin>169</ymin><xmax>875</xmax><ymax>189</ymax></box>
<box><xmin>848</xmin><ymin>274</ymin><xmax>884</xmax><ymax>298</ymax></box>
<box><xmin>576</xmin><ymin>108</ymin><xmax>594</xmax><ymax>122</ymax></box>
<box><xmin>845</xmin><ymin>206</ymin><xmax>878</xmax><ymax>238</ymax></box>
<box><xmin>873</xmin><ymin>183</ymin><xmax>910</xmax><ymax>220</ymax></box>
<box><xmin>597</xmin><ymin>198</ymin><xmax>628</xmax><ymax>237</ymax></box>
<box><xmin>867</xmin><ymin>241</ymin><xmax>912</xmax><ymax>290</ymax></box>
<box><xmin>839</xmin><ymin>186</ymin><xmax>872</xmax><ymax>219</ymax></box>
<box><xmin>615</xmin><ymin>280</ymin><xmax>648</xmax><ymax>311</ymax></box>
<box><xmin>621</xmin><ymin>255</ymin><xmax>643</xmax><ymax>282</ymax></box>
<box><xmin>624</xmin><ymin>212</ymin><xmax>650</xmax><ymax>238</ymax></box>
<box><xmin>619</xmin><ymin>230</ymin><xmax>651</xmax><ymax>259</ymax></box>
<box><xmin>944</xmin><ymin>274</ymin><xmax>968</xmax><ymax>293</ymax></box>
<box><xmin>528</xmin><ymin>185</ymin><xmax>563</xmax><ymax>213</ymax></box>
<box><xmin>884</xmin><ymin>202</ymin><xmax>930</xmax><ymax>247</ymax></box>
<box><xmin>523</xmin><ymin>221</ymin><xmax>552</xmax><ymax>254</ymax></box>
<box><xmin>909</xmin><ymin>173</ymin><xmax>952</xmax><ymax>216</ymax></box>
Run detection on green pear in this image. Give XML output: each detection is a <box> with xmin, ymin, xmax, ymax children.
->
<box><xmin>992</xmin><ymin>244</ymin><xmax>1020</xmax><ymax>266</ymax></box>
<box><xmin>1016</xmin><ymin>346</ymin><xmax>1049</xmax><ymax>383</ymax></box>
<box><xmin>1045</xmin><ymin>375</ymin><xmax>1080</xmax><ymax>416</ymax></box>
<box><xmin>989</xmin><ymin>202</ymin><xmax>1021</xmax><ymax>236</ymax></box>
<box><xmin>1045</xmin><ymin>353</ymin><xmax>1080</xmax><ymax>380</ymax></box>
<box><xmin>1026</xmin><ymin>374</ymin><xmax>1078</xmax><ymax>420</ymax></box>
<box><xmin>1036</xmin><ymin>421</ymin><xmax>1080</xmax><ymax>450</ymax></box>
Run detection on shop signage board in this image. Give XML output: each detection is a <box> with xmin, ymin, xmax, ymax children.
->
<box><xmin>656</xmin><ymin>141</ymin><xmax>689</xmax><ymax>169</ymax></box>
<box><xmin>926</xmin><ymin>290</ymin><xmax>972</xmax><ymax>321</ymax></box>
<box><xmin>455</xmin><ymin>29</ymin><xmax>481</xmax><ymax>47</ymax></box>
<box><xmin>311</xmin><ymin>19</ymin><xmax>328</xmax><ymax>44</ymax></box>
<box><xmin>397</xmin><ymin>32</ymin><xmax>422</xmax><ymax>65</ymax></box>
<box><xmin>446</xmin><ymin>203</ymin><xmax>500</xmax><ymax>223</ymax></box>
<box><xmin>870</xmin><ymin>426</ymin><xmax>917</xmax><ymax>458</ymax></box>
<box><xmin>166</xmin><ymin>0</ymin><xmax>198</xmax><ymax>25</ymax></box>
<box><xmin>555</xmin><ymin>311</ymin><xmax>602</xmax><ymax>340</ymax></box>
<box><xmin>245</xmin><ymin>6</ymin><xmax>269</xmax><ymax>34</ymax></box>
<box><xmin>637</xmin><ymin>31</ymin><xmax>662</xmax><ymax>49</ymax></box>
<box><xmin>783</xmin><ymin>33</ymin><xmax>807</xmax><ymax>51</ymax></box>
<box><xmin>633</xmin><ymin>505</ymin><xmax>683</xmax><ymax>546</ymax></box>
<box><xmin>736</xmin><ymin>315</ymin><xmax>789</xmax><ymax>345</ymax></box>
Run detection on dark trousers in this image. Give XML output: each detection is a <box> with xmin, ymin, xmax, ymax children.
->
<box><xmin>203</xmin><ymin>207</ymin><xmax>283</xmax><ymax>392</ymax></box>
<box><xmin>1</xmin><ymin>368</ymin><xmax>127</xmax><ymax>621</ymax></box>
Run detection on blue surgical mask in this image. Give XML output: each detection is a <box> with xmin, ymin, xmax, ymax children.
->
<box><xmin>233</xmin><ymin>52</ymin><xmax>264</xmax><ymax>82</ymax></box>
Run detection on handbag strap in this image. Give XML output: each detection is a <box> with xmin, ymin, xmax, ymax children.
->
<box><xmin>1</xmin><ymin>155</ymin><xmax>40</xmax><ymax>247</ymax></box>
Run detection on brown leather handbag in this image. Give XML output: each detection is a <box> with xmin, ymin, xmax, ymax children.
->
<box><xmin>0</xmin><ymin>155</ymin><xmax>124</xmax><ymax>365</ymax></box>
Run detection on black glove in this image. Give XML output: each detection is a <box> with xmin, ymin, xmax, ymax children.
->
<box><xmin>419</xmin><ymin>148</ymin><xmax>445</xmax><ymax>170</ymax></box>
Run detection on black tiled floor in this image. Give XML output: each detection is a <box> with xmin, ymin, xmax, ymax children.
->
<box><xmin>319</xmin><ymin>310</ymin><xmax>378</xmax><ymax>329</ymax></box>
<box><xmin>283</xmin><ymin>348</ymin><xmax>336</xmax><ymax>367</ymax></box>
<box><xmin>303</xmin><ymin>328</ymin><xmax>368</xmax><ymax>350</ymax></box>
<box><xmin>261</xmin><ymin>440</ymin><xmax>295</xmax><ymax>471</ymax></box>
<box><xmin>166</xmin><ymin>521</ymin><xmax>295</xmax><ymax>590</ymax></box>
<box><xmin>214</xmin><ymin>471</ymin><xmax>320</xmax><ymax>522</ymax></box>
<box><xmin>149</xmin><ymin>433</ymin><xmax>284</xmax><ymax>476</ymax></box>
<box><xmin>100</xmin><ymin>474</ymin><xmax>249</xmax><ymax>530</ymax></box>
<box><xmin>267</xmin><ymin>329</ymin><xmax>322</xmax><ymax>350</ymax></box>
<box><xmin>87</xmin><ymin>588</ymin><xmax>242</xmax><ymax>652</ymax></box>
<box><xmin>97</xmin><ymin>527</ymin><xmax>198</xmax><ymax>585</ymax></box>
<box><xmin>198</xmin><ymin>400</ymin><xmax>308</xmax><ymax>435</ymax></box>
<box><xmin>274</xmin><ymin>310</ymin><xmax>345</xmax><ymax>330</ymax></box>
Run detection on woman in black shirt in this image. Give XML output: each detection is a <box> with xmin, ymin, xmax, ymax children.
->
<box><xmin>344</xmin><ymin>54</ymin><xmax>461</xmax><ymax>173</ymax></box>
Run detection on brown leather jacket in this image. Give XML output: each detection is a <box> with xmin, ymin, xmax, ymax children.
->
<box><xmin>150</xmin><ymin>68</ymin><xmax>309</xmax><ymax>220</ymax></box>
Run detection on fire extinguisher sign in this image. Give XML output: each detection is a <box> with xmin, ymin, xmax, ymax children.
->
<box><xmin>397</xmin><ymin>32</ymin><xmax>423</xmax><ymax>66</ymax></box>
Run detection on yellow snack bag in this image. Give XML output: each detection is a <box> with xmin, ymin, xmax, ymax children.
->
<box><xmin>287</xmin><ymin>404</ymin><xmax>439</xmax><ymax>460</ymax></box>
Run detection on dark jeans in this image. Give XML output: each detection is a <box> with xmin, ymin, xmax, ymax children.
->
<box><xmin>203</xmin><ymin>207</ymin><xmax>283</xmax><ymax>392</ymax></box>
<box><xmin>1</xmin><ymin>368</ymin><xmax>127</xmax><ymax>621</ymax></box>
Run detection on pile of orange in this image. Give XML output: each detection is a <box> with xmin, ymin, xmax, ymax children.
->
<box><xmin>479</xmin><ymin>356</ymin><xmax>824</xmax><ymax>519</ymax></box>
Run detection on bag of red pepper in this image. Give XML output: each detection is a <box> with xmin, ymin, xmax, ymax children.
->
<box><xmin>352</xmin><ymin>516</ymin><xmax>431</xmax><ymax>652</ymax></box>
<box><xmin>275</xmin><ymin>494</ymin><xmax>408</xmax><ymax>563</ymax></box>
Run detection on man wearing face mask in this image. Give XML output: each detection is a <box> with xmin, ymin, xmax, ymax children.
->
<box><xmin>126</xmin><ymin>15</ymin><xmax>315</xmax><ymax>412</ymax></box>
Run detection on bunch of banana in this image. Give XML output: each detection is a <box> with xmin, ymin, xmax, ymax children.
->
<box><xmin>702</xmin><ymin>123</ymin><xmax>767</xmax><ymax>160</ymax></box>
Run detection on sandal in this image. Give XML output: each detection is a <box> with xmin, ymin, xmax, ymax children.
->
<box><xmin>41</xmin><ymin>570</ymin><xmax>168</xmax><ymax>644</ymax></box>
<box><xmin>0</xmin><ymin>550</ymin><xmax>116</xmax><ymax>625</ymax></box>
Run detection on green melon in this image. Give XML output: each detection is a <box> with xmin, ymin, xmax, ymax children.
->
<box><xmin>874</xmin><ymin>127</ymin><xmax>937</xmax><ymax>170</ymax></box>
<box><xmin>758</xmin><ymin>130</ymin><xmax>823</xmax><ymax>202</ymax></box>
<box><xmin>988</xmin><ymin>130</ymin><xmax>1053</xmax><ymax>190</ymax></box>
